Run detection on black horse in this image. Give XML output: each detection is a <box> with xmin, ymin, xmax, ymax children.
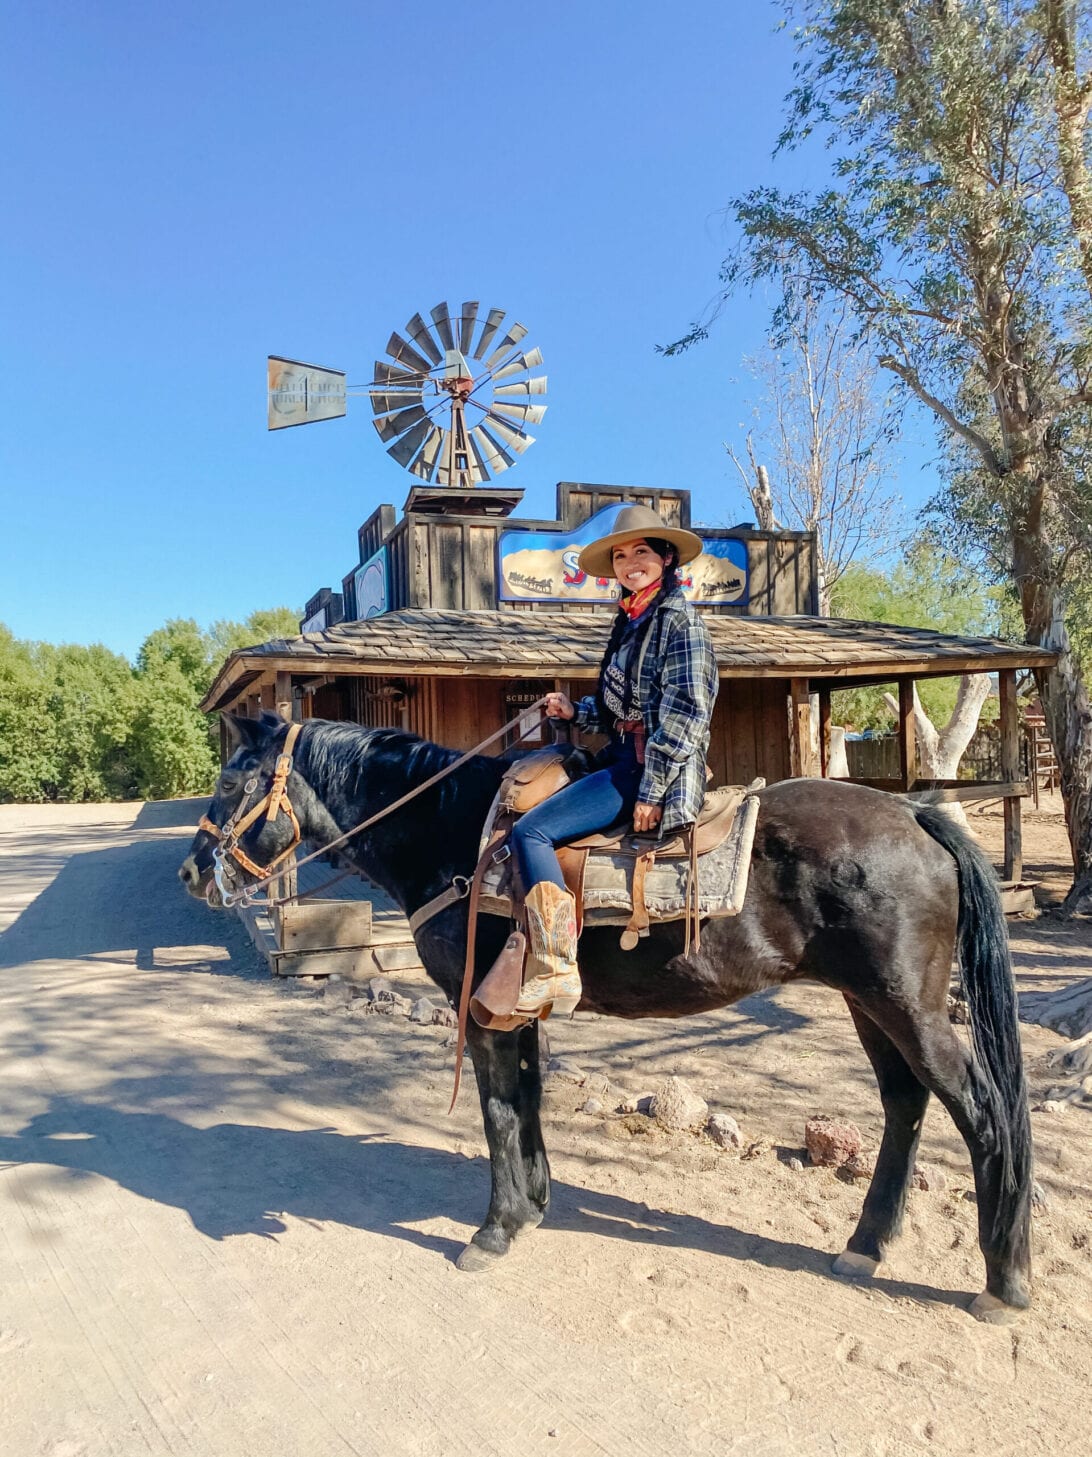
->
<box><xmin>179</xmin><ymin>711</ymin><xmax>1032</xmax><ymax>1322</ymax></box>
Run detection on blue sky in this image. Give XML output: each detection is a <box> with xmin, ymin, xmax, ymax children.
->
<box><xmin>1</xmin><ymin>1</ymin><xmax>936</xmax><ymax>660</ymax></box>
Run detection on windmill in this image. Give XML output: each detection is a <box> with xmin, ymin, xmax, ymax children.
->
<box><xmin>268</xmin><ymin>300</ymin><xmax>547</xmax><ymax>490</ymax></box>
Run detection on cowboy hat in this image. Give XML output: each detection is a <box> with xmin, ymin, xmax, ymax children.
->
<box><xmin>576</xmin><ymin>504</ymin><xmax>704</xmax><ymax>580</ymax></box>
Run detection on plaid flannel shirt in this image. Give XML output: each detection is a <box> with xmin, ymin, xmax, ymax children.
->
<box><xmin>573</xmin><ymin>590</ymin><xmax>719</xmax><ymax>834</ymax></box>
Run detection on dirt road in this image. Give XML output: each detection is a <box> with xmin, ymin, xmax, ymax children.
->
<box><xmin>1</xmin><ymin>799</ymin><xmax>1089</xmax><ymax>1457</ymax></box>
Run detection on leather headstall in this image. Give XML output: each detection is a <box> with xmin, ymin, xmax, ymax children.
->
<box><xmin>204</xmin><ymin>723</ymin><xmax>303</xmax><ymax>883</ymax></box>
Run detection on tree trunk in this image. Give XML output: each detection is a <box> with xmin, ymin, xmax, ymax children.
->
<box><xmin>1014</xmin><ymin>535</ymin><xmax>1092</xmax><ymax>914</ymax></box>
<box><xmin>882</xmin><ymin>677</ymin><xmax>991</xmax><ymax>829</ymax></box>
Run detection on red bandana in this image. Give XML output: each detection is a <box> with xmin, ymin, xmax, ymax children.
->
<box><xmin>619</xmin><ymin>581</ymin><xmax>660</xmax><ymax>622</ymax></box>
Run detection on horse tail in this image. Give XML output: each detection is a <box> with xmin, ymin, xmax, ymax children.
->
<box><xmin>913</xmin><ymin>805</ymin><xmax>1033</xmax><ymax>1245</ymax></box>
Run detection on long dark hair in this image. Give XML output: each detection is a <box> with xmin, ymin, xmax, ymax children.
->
<box><xmin>594</xmin><ymin>538</ymin><xmax>682</xmax><ymax>725</ymax></box>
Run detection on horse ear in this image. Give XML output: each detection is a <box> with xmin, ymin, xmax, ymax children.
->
<box><xmin>222</xmin><ymin>712</ymin><xmax>271</xmax><ymax>752</ymax></box>
<box><xmin>258</xmin><ymin>709</ymin><xmax>288</xmax><ymax>738</ymax></box>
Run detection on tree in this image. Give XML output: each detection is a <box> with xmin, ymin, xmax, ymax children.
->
<box><xmin>44</xmin><ymin>643</ymin><xmax>138</xmax><ymax>801</ymax></box>
<box><xmin>0</xmin><ymin>606</ymin><xmax>301</xmax><ymax>804</ymax></box>
<box><xmin>668</xmin><ymin>0</ymin><xmax>1092</xmax><ymax>913</ymax></box>
<box><xmin>831</xmin><ymin>537</ymin><xmax>1007</xmax><ymax>823</ymax></box>
<box><xmin>727</xmin><ymin>291</ymin><xmax>903</xmax><ymax>613</ymax></box>
<box><xmin>209</xmin><ymin>607</ymin><xmax>301</xmax><ymax>663</ymax></box>
<box><xmin>0</xmin><ymin>627</ymin><xmax>58</xmax><ymax>802</ymax></box>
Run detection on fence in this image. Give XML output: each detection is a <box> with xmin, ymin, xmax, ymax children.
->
<box><xmin>844</xmin><ymin>723</ymin><xmax>1035</xmax><ymax>782</ymax></box>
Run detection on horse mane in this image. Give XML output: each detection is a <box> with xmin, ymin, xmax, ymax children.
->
<box><xmin>294</xmin><ymin>719</ymin><xmax>501</xmax><ymax>806</ymax></box>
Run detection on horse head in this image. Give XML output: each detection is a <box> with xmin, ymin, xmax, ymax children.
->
<box><xmin>178</xmin><ymin>711</ymin><xmax>306</xmax><ymax>908</ymax></box>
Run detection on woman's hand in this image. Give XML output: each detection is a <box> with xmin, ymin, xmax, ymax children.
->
<box><xmin>632</xmin><ymin>802</ymin><xmax>662</xmax><ymax>834</ymax></box>
<box><xmin>544</xmin><ymin>692</ymin><xmax>575</xmax><ymax>721</ymax></box>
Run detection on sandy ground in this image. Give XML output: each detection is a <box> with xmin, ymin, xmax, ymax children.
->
<box><xmin>0</xmin><ymin>796</ymin><xmax>1090</xmax><ymax>1457</ymax></box>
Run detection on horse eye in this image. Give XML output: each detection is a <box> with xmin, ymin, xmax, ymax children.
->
<box><xmin>220</xmin><ymin>775</ymin><xmax>238</xmax><ymax>795</ymax></box>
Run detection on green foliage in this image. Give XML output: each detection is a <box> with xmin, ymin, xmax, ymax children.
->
<box><xmin>830</xmin><ymin>535</ymin><xmax>1006</xmax><ymax>729</ymax></box>
<box><xmin>0</xmin><ymin>627</ymin><xmax>58</xmax><ymax>802</ymax></box>
<box><xmin>0</xmin><ymin>606</ymin><xmax>299</xmax><ymax>803</ymax></box>
<box><xmin>126</xmin><ymin>661</ymin><xmax>219</xmax><ymax>800</ymax></box>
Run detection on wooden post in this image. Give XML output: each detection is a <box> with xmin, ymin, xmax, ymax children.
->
<box><xmin>999</xmin><ymin>668</ymin><xmax>1023</xmax><ymax>882</ymax></box>
<box><xmin>259</xmin><ymin>680</ymin><xmax>276</xmax><ymax>712</ymax></box>
<box><xmin>818</xmin><ymin>688</ymin><xmax>832</xmax><ymax>778</ymax></box>
<box><xmin>275</xmin><ymin>670</ymin><xmax>294</xmax><ymax>723</ymax></box>
<box><xmin>789</xmin><ymin>677</ymin><xmax>817</xmax><ymax>777</ymax></box>
<box><xmin>898</xmin><ymin>679</ymin><xmax>917</xmax><ymax>790</ymax></box>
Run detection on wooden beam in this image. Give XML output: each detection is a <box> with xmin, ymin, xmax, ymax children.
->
<box><xmin>907</xmin><ymin>779</ymin><xmax>1029</xmax><ymax>804</ymax></box>
<box><xmin>897</xmin><ymin>678</ymin><xmax>917</xmax><ymax>791</ymax></box>
<box><xmin>259</xmin><ymin>680</ymin><xmax>276</xmax><ymax>712</ymax></box>
<box><xmin>999</xmin><ymin>668</ymin><xmax>1023</xmax><ymax>881</ymax></box>
<box><xmin>788</xmin><ymin>677</ymin><xmax>817</xmax><ymax>777</ymax></box>
<box><xmin>818</xmin><ymin>688</ymin><xmax>832</xmax><ymax>778</ymax></box>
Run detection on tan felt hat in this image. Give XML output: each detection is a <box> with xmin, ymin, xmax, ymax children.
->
<box><xmin>576</xmin><ymin>504</ymin><xmax>704</xmax><ymax>580</ymax></box>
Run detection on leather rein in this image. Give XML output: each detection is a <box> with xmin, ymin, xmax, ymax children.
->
<box><xmin>201</xmin><ymin>703</ymin><xmax>550</xmax><ymax>911</ymax></box>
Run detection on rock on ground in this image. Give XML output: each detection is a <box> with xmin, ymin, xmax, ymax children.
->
<box><xmin>805</xmin><ymin>1115</ymin><xmax>863</xmax><ymax>1168</ymax></box>
<box><xmin>650</xmin><ymin>1077</ymin><xmax>709</xmax><ymax>1132</ymax></box>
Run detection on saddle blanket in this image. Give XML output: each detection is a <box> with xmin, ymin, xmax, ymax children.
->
<box><xmin>477</xmin><ymin>784</ymin><xmax>762</xmax><ymax>929</ymax></box>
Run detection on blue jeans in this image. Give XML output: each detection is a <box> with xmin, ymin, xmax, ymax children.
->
<box><xmin>510</xmin><ymin>740</ymin><xmax>644</xmax><ymax>892</ymax></box>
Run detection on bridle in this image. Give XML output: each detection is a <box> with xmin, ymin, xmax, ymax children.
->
<box><xmin>201</xmin><ymin>723</ymin><xmax>302</xmax><ymax>905</ymax></box>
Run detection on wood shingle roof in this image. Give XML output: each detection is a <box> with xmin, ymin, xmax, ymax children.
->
<box><xmin>201</xmin><ymin>609</ymin><xmax>1057</xmax><ymax>711</ymax></box>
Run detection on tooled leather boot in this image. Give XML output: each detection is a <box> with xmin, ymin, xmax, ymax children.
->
<box><xmin>514</xmin><ymin>880</ymin><xmax>582</xmax><ymax>1019</ymax></box>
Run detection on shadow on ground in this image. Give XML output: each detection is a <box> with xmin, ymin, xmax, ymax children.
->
<box><xmin>0</xmin><ymin>818</ymin><xmax>256</xmax><ymax>973</ymax></box>
<box><xmin>0</xmin><ymin>1096</ymin><xmax>971</xmax><ymax>1314</ymax></box>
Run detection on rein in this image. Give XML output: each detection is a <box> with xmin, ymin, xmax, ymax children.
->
<box><xmin>207</xmin><ymin>698</ymin><xmax>550</xmax><ymax>910</ymax></box>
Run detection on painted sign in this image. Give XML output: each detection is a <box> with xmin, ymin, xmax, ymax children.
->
<box><xmin>497</xmin><ymin>504</ymin><xmax>748</xmax><ymax>605</ymax></box>
<box><xmin>300</xmin><ymin>607</ymin><xmax>328</xmax><ymax>634</ymax></box>
<box><xmin>267</xmin><ymin>356</ymin><xmax>347</xmax><ymax>430</ymax></box>
<box><xmin>353</xmin><ymin>546</ymin><xmax>389</xmax><ymax>620</ymax></box>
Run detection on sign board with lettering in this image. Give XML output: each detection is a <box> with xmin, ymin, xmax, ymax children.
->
<box><xmin>300</xmin><ymin>607</ymin><xmax>328</xmax><ymax>634</ymax></box>
<box><xmin>268</xmin><ymin>357</ymin><xmax>347</xmax><ymax>430</ymax></box>
<box><xmin>352</xmin><ymin>546</ymin><xmax>389</xmax><ymax>620</ymax></box>
<box><xmin>497</xmin><ymin>504</ymin><xmax>748</xmax><ymax>606</ymax></box>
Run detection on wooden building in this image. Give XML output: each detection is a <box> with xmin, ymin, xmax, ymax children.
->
<box><xmin>201</xmin><ymin>482</ymin><xmax>1056</xmax><ymax>886</ymax></box>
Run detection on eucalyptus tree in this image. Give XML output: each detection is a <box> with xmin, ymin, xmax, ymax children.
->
<box><xmin>668</xmin><ymin>0</ymin><xmax>1092</xmax><ymax>911</ymax></box>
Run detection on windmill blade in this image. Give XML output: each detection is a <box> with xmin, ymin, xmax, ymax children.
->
<box><xmin>466</xmin><ymin>431</ymin><xmax>492</xmax><ymax>483</ymax></box>
<box><xmin>457</xmin><ymin>301</ymin><xmax>479</xmax><ymax>354</ymax></box>
<box><xmin>387</xmin><ymin>417</ymin><xmax>433</xmax><ymax>468</ymax></box>
<box><xmin>409</xmin><ymin>425</ymin><xmax>446</xmax><ymax>480</ymax></box>
<box><xmin>404</xmin><ymin>313</ymin><xmax>443</xmax><ymax>367</ymax></box>
<box><xmin>473</xmin><ymin>307</ymin><xmax>506</xmax><ymax>360</ymax></box>
<box><xmin>372</xmin><ymin>402</ymin><xmax>428</xmax><ymax>443</ymax></box>
<box><xmin>494</xmin><ymin>377</ymin><xmax>548</xmax><ymax>398</ymax></box>
<box><xmin>484</xmin><ymin>415</ymin><xmax>535</xmax><ymax>454</ymax></box>
<box><xmin>369</xmin><ymin>389</ymin><xmax>423</xmax><ymax>417</ymax></box>
<box><xmin>490</xmin><ymin>401</ymin><xmax>547</xmax><ymax>427</ymax></box>
<box><xmin>430</xmin><ymin>302</ymin><xmax>456</xmax><ymax>352</ymax></box>
<box><xmin>492</xmin><ymin>347</ymin><xmax>544</xmax><ymax>383</ymax></box>
<box><xmin>484</xmin><ymin>323</ymin><xmax>529</xmax><ymax>371</ymax></box>
<box><xmin>373</xmin><ymin>360</ymin><xmax>427</xmax><ymax>387</ymax></box>
<box><xmin>387</xmin><ymin>332</ymin><xmax>436</xmax><ymax>377</ymax></box>
<box><xmin>470</xmin><ymin>424</ymin><xmax>514</xmax><ymax>474</ymax></box>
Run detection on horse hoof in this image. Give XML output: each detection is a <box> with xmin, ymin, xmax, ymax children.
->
<box><xmin>456</xmin><ymin>1241</ymin><xmax>507</xmax><ymax>1273</ymax></box>
<box><xmin>832</xmin><ymin>1250</ymin><xmax>879</xmax><ymax>1281</ymax></box>
<box><xmin>968</xmin><ymin>1291</ymin><xmax>1022</xmax><ymax>1324</ymax></box>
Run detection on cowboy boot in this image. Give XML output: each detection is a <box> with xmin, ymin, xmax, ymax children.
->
<box><xmin>514</xmin><ymin>880</ymin><xmax>582</xmax><ymax>1020</ymax></box>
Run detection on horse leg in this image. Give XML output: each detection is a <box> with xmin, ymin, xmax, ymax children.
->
<box><xmin>457</xmin><ymin>1019</ymin><xmax>546</xmax><ymax>1272</ymax></box>
<box><xmin>517</xmin><ymin>1020</ymin><xmax>551</xmax><ymax>1223</ymax></box>
<box><xmin>834</xmin><ymin>997</ymin><xmax>930</xmax><ymax>1281</ymax></box>
<box><xmin>849</xmin><ymin>993</ymin><xmax>1031</xmax><ymax>1321</ymax></box>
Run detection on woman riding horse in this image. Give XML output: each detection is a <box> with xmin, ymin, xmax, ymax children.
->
<box><xmin>511</xmin><ymin>504</ymin><xmax>718</xmax><ymax>1020</ymax></box>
